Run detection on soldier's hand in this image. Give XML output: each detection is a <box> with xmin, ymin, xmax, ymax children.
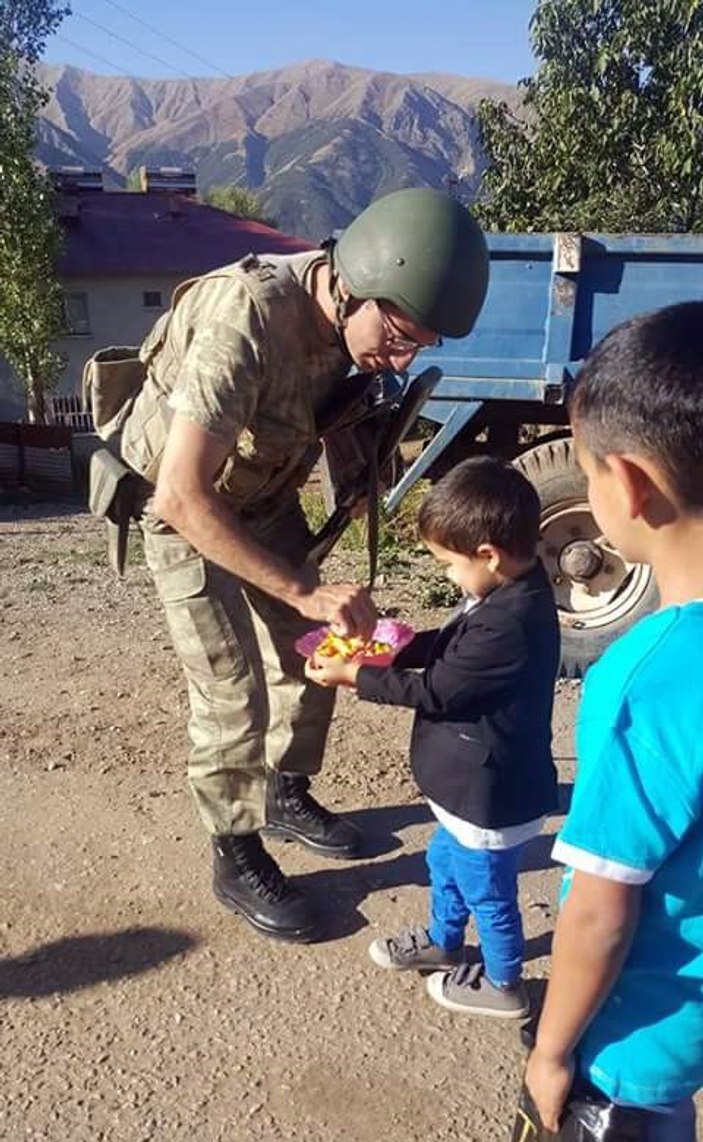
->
<box><xmin>296</xmin><ymin>583</ymin><xmax>378</xmax><ymax>640</ymax></box>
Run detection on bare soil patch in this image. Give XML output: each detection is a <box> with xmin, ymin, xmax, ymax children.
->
<box><xmin>2</xmin><ymin>500</ymin><xmax>689</xmax><ymax>1142</ymax></box>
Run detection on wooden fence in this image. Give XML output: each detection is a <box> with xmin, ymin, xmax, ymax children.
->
<box><xmin>49</xmin><ymin>394</ymin><xmax>95</xmax><ymax>433</ymax></box>
<box><xmin>0</xmin><ymin>394</ymin><xmax>98</xmax><ymax>495</ymax></box>
<box><xmin>0</xmin><ymin>422</ymin><xmax>78</xmax><ymax>493</ymax></box>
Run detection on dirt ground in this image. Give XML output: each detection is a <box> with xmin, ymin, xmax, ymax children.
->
<box><xmin>0</xmin><ymin>500</ymin><xmax>697</xmax><ymax>1142</ymax></box>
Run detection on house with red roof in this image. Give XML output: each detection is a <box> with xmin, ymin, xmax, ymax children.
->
<box><xmin>0</xmin><ymin>167</ymin><xmax>309</xmax><ymax>422</ymax></box>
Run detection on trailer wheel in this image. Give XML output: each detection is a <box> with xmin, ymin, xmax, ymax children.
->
<box><xmin>514</xmin><ymin>436</ymin><xmax>658</xmax><ymax>678</ymax></box>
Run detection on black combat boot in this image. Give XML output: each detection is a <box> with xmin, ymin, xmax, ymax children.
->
<box><xmin>264</xmin><ymin>772</ymin><xmax>361</xmax><ymax>859</ymax></box>
<box><xmin>212</xmin><ymin>833</ymin><xmax>318</xmax><ymax>943</ymax></box>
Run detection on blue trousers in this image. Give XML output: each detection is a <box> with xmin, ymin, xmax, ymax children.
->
<box><xmin>426</xmin><ymin>824</ymin><xmax>524</xmax><ymax>986</ymax></box>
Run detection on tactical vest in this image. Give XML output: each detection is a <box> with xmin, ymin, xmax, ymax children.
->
<box><xmin>83</xmin><ymin>251</ymin><xmax>348</xmax><ymax>512</ymax></box>
<box><xmin>83</xmin><ymin>250</ymin><xmax>437</xmax><ymax>581</ymax></box>
<box><xmin>122</xmin><ymin>251</ymin><xmax>348</xmax><ymax>511</ymax></box>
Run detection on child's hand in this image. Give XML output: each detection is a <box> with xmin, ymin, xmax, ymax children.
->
<box><xmin>304</xmin><ymin>655</ymin><xmax>359</xmax><ymax>688</ymax></box>
<box><xmin>524</xmin><ymin>1047</ymin><xmax>574</xmax><ymax>1134</ymax></box>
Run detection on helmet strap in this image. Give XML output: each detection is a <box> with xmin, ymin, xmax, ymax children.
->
<box><xmin>322</xmin><ymin>239</ymin><xmax>353</xmax><ymax>347</ymax></box>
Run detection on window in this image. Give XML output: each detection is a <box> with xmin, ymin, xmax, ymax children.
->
<box><xmin>143</xmin><ymin>290</ymin><xmax>163</xmax><ymax>309</ymax></box>
<box><xmin>62</xmin><ymin>291</ymin><xmax>91</xmax><ymax>336</ymax></box>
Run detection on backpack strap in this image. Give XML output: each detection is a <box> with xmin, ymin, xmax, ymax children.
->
<box><xmin>306</xmin><ymin>366</ymin><xmax>442</xmax><ymax>586</ymax></box>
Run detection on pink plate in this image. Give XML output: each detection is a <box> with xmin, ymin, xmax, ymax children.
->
<box><xmin>295</xmin><ymin>617</ymin><xmax>415</xmax><ymax>667</ymax></box>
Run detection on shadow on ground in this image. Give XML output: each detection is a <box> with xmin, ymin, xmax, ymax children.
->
<box><xmin>0</xmin><ymin>926</ymin><xmax>198</xmax><ymax>999</ymax></box>
<box><xmin>520</xmin><ymin>833</ymin><xmax>557</xmax><ymax>873</ymax></box>
<box><xmin>555</xmin><ymin>781</ymin><xmax>574</xmax><ymax>813</ymax></box>
<box><xmin>291</xmin><ymin>849</ymin><xmax>429</xmax><ymax>942</ymax></box>
<box><xmin>519</xmin><ymin>978</ymin><xmax>550</xmax><ymax>1050</ymax></box>
<box><xmin>345</xmin><ymin>800</ymin><xmax>433</xmax><ymax>858</ymax></box>
<box><xmin>293</xmin><ymin>796</ymin><xmax>558</xmax><ymax>952</ymax></box>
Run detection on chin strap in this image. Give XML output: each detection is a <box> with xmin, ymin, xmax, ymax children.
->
<box><xmin>321</xmin><ymin>238</ymin><xmax>353</xmax><ymax>350</ymax></box>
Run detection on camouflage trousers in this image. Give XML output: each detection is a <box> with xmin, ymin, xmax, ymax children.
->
<box><xmin>141</xmin><ymin>499</ymin><xmax>335</xmax><ymax>836</ymax></box>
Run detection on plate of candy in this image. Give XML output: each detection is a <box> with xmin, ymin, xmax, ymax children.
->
<box><xmin>295</xmin><ymin>617</ymin><xmax>415</xmax><ymax>667</ymax></box>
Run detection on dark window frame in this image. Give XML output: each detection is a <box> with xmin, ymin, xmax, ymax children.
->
<box><xmin>62</xmin><ymin>290</ymin><xmax>91</xmax><ymax>337</ymax></box>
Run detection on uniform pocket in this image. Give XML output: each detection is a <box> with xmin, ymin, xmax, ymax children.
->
<box><xmin>154</xmin><ymin>552</ymin><xmax>206</xmax><ymax>603</ymax></box>
<box><xmin>146</xmin><ymin>537</ymin><xmax>246</xmax><ymax>681</ymax></box>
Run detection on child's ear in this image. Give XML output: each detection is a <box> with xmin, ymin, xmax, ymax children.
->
<box><xmin>605</xmin><ymin>455</ymin><xmax>653</xmax><ymax>518</ymax></box>
<box><xmin>476</xmin><ymin>542</ymin><xmax>501</xmax><ymax>572</ymax></box>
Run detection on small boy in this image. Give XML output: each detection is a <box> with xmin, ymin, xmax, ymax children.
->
<box><xmin>306</xmin><ymin>456</ymin><xmax>560</xmax><ymax>1018</ymax></box>
<box><xmin>525</xmin><ymin>302</ymin><xmax>703</xmax><ymax>1139</ymax></box>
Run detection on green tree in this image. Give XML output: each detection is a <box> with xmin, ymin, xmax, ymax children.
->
<box><xmin>0</xmin><ymin>0</ymin><xmax>69</xmax><ymax>422</ymax></box>
<box><xmin>202</xmin><ymin>184</ymin><xmax>276</xmax><ymax>228</ymax></box>
<box><xmin>125</xmin><ymin>168</ymin><xmax>143</xmax><ymax>191</ymax></box>
<box><xmin>476</xmin><ymin>0</ymin><xmax>703</xmax><ymax>233</ymax></box>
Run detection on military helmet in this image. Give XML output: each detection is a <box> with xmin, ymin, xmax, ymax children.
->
<box><xmin>333</xmin><ymin>187</ymin><xmax>489</xmax><ymax>339</ymax></box>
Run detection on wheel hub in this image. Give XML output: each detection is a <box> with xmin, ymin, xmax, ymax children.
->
<box><xmin>558</xmin><ymin>540</ymin><xmax>604</xmax><ymax>582</ymax></box>
<box><xmin>514</xmin><ymin>441</ymin><xmax>656</xmax><ymax>671</ymax></box>
<box><xmin>537</xmin><ymin>497</ymin><xmax>652</xmax><ymax>628</ymax></box>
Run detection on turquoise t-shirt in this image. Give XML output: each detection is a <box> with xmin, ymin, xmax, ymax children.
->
<box><xmin>553</xmin><ymin>603</ymin><xmax>703</xmax><ymax>1107</ymax></box>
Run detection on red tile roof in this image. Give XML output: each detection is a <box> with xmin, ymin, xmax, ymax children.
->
<box><xmin>58</xmin><ymin>192</ymin><xmax>311</xmax><ymax>277</ymax></box>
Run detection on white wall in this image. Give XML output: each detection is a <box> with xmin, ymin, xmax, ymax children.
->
<box><xmin>0</xmin><ymin>272</ymin><xmax>183</xmax><ymax>421</ymax></box>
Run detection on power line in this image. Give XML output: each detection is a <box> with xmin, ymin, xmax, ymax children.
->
<box><xmin>48</xmin><ymin>34</ymin><xmax>164</xmax><ymax>176</ymax></box>
<box><xmin>49</xmin><ymin>5</ymin><xmax>235</xmax><ymax>177</ymax></box>
<box><xmin>72</xmin><ymin>11</ymin><xmax>189</xmax><ymax>78</ymax></box>
<box><xmin>98</xmin><ymin>0</ymin><xmax>233</xmax><ymax>79</ymax></box>
<box><xmin>54</xmin><ymin>31</ymin><xmax>127</xmax><ymax>76</ymax></box>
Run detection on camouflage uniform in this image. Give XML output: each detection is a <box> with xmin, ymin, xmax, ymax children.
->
<box><xmin>121</xmin><ymin>252</ymin><xmax>351</xmax><ymax>835</ymax></box>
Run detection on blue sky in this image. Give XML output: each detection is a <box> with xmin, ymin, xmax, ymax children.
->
<box><xmin>43</xmin><ymin>0</ymin><xmax>536</xmax><ymax>84</ymax></box>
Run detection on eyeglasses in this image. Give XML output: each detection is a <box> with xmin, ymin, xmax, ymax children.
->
<box><xmin>375</xmin><ymin>302</ymin><xmax>441</xmax><ymax>356</ymax></box>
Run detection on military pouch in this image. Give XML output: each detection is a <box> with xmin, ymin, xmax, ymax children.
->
<box><xmin>88</xmin><ymin>448</ymin><xmax>146</xmax><ymax>578</ymax></box>
<box><xmin>82</xmin><ymin>345</ymin><xmax>146</xmax><ymax>441</ymax></box>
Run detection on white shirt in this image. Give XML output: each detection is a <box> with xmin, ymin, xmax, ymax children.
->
<box><xmin>428</xmin><ymin>800</ymin><xmax>546</xmax><ymax>851</ymax></box>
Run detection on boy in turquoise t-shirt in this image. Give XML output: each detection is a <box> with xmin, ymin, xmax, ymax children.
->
<box><xmin>526</xmin><ymin>301</ymin><xmax>703</xmax><ymax>1141</ymax></box>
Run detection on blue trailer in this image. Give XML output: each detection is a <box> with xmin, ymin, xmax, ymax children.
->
<box><xmin>390</xmin><ymin>232</ymin><xmax>703</xmax><ymax>676</ymax></box>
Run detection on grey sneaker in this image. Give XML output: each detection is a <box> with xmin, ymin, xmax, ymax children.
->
<box><xmin>368</xmin><ymin>926</ymin><xmax>464</xmax><ymax>971</ymax></box>
<box><xmin>426</xmin><ymin>962</ymin><xmax>530</xmax><ymax>1019</ymax></box>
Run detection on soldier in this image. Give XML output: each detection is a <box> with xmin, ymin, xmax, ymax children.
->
<box><xmin>118</xmin><ymin>187</ymin><xmax>489</xmax><ymax>943</ymax></box>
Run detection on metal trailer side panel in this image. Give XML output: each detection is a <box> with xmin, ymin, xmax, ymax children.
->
<box><xmin>390</xmin><ymin>232</ymin><xmax>703</xmax><ymax>510</ymax></box>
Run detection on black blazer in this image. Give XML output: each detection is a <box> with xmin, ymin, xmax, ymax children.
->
<box><xmin>357</xmin><ymin>560</ymin><xmax>560</xmax><ymax>829</ymax></box>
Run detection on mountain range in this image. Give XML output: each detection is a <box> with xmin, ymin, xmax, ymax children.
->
<box><xmin>36</xmin><ymin>59</ymin><xmax>518</xmax><ymax>240</ymax></box>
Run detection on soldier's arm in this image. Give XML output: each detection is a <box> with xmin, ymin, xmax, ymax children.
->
<box><xmin>152</xmin><ymin>413</ymin><xmax>377</xmax><ymax>637</ymax></box>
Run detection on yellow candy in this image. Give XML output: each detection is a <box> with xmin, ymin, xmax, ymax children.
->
<box><xmin>315</xmin><ymin>631</ymin><xmax>393</xmax><ymax>662</ymax></box>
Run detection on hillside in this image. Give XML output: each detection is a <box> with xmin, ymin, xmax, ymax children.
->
<box><xmin>37</xmin><ymin>59</ymin><xmax>518</xmax><ymax>239</ymax></box>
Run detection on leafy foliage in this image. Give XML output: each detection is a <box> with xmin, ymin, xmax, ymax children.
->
<box><xmin>125</xmin><ymin>168</ymin><xmax>142</xmax><ymax>192</ymax></box>
<box><xmin>202</xmin><ymin>184</ymin><xmax>277</xmax><ymax>228</ymax></box>
<box><xmin>300</xmin><ymin>477</ymin><xmax>431</xmax><ymax>579</ymax></box>
<box><xmin>0</xmin><ymin>0</ymin><xmax>70</xmax><ymax>421</ymax></box>
<box><xmin>476</xmin><ymin>0</ymin><xmax>703</xmax><ymax>232</ymax></box>
<box><xmin>419</xmin><ymin>573</ymin><xmax>462</xmax><ymax>609</ymax></box>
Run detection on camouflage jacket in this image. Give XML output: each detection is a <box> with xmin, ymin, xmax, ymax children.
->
<box><xmin>121</xmin><ymin>251</ymin><xmax>351</xmax><ymax>513</ymax></box>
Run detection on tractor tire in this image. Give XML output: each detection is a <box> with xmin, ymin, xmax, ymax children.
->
<box><xmin>514</xmin><ymin>436</ymin><xmax>658</xmax><ymax>678</ymax></box>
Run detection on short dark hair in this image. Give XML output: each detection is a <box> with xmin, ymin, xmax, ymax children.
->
<box><xmin>570</xmin><ymin>301</ymin><xmax>703</xmax><ymax>509</ymax></box>
<box><xmin>417</xmin><ymin>456</ymin><xmax>541</xmax><ymax>560</ymax></box>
